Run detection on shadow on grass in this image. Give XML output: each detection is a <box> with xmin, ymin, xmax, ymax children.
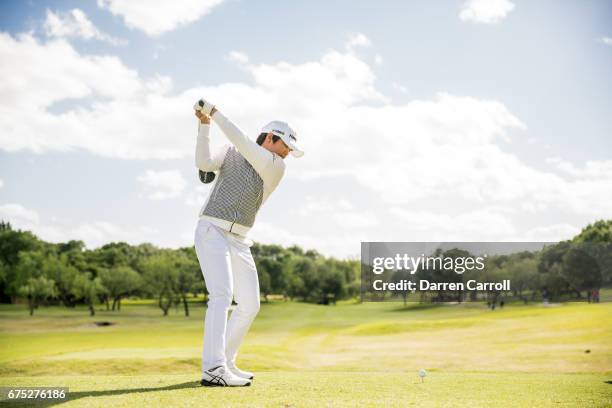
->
<box><xmin>9</xmin><ymin>381</ymin><xmax>200</xmax><ymax>407</ymax></box>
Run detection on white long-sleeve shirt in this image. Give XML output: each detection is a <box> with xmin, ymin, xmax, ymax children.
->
<box><xmin>195</xmin><ymin>111</ymin><xmax>286</xmax><ymax>236</ymax></box>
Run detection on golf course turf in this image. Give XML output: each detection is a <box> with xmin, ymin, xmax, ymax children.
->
<box><xmin>0</xmin><ymin>299</ymin><xmax>610</xmax><ymax>407</ymax></box>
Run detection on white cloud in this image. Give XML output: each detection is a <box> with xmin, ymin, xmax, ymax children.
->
<box><xmin>1</xmin><ymin>31</ymin><xmax>610</xmax><ymax>257</ymax></box>
<box><xmin>228</xmin><ymin>51</ymin><xmax>249</xmax><ymax>65</ymax></box>
<box><xmin>0</xmin><ymin>202</ymin><xmax>159</xmax><ymax>249</ymax></box>
<box><xmin>546</xmin><ymin>157</ymin><xmax>612</xmax><ymax>178</ymax></box>
<box><xmin>601</xmin><ymin>37</ymin><xmax>612</xmax><ymax>46</ymax></box>
<box><xmin>295</xmin><ymin>197</ymin><xmax>379</xmax><ymax>228</ymax></box>
<box><xmin>97</xmin><ymin>0</ymin><xmax>225</xmax><ymax>37</ymax></box>
<box><xmin>459</xmin><ymin>0</ymin><xmax>515</xmax><ymax>24</ymax></box>
<box><xmin>390</xmin><ymin>207</ymin><xmax>517</xmax><ymax>241</ymax></box>
<box><xmin>0</xmin><ymin>32</ymin><xmax>387</xmax><ymax>160</ymax></box>
<box><xmin>43</xmin><ymin>9</ymin><xmax>124</xmax><ymax>45</ymax></box>
<box><xmin>0</xmin><ymin>203</ymin><xmax>63</xmax><ymax>243</ymax></box>
<box><xmin>0</xmin><ymin>178</ymin><xmax>4</xmax><ymax>188</ymax></box>
<box><xmin>71</xmin><ymin>221</ymin><xmax>158</xmax><ymax>248</ymax></box>
<box><xmin>519</xmin><ymin>224</ymin><xmax>581</xmax><ymax>242</ymax></box>
<box><xmin>0</xmin><ymin>33</ymin><xmax>142</xmax><ymax>108</ymax></box>
<box><xmin>250</xmin><ymin>221</ymin><xmax>363</xmax><ymax>259</ymax></box>
<box><xmin>374</xmin><ymin>55</ymin><xmax>383</xmax><ymax>65</ymax></box>
<box><xmin>137</xmin><ymin>169</ymin><xmax>187</xmax><ymax>200</ymax></box>
<box><xmin>0</xmin><ymin>33</ymin><xmax>188</xmax><ymax>159</ymax></box>
<box><xmin>388</xmin><ymin>208</ymin><xmax>587</xmax><ymax>244</ymax></box>
<box><xmin>346</xmin><ymin>33</ymin><xmax>371</xmax><ymax>50</ymax></box>
<box><xmin>0</xmin><ymin>203</ymin><xmax>40</xmax><ymax>225</ymax></box>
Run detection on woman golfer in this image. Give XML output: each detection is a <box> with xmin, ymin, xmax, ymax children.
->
<box><xmin>193</xmin><ymin>98</ymin><xmax>303</xmax><ymax>386</ymax></box>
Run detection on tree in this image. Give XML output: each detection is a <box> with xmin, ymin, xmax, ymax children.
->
<box><xmin>44</xmin><ymin>254</ymin><xmax>79</xmax><ymax>307</ymax></box>
<box><xmin>9</xmin><ymin>251</ymin><xmax>43</xmax><ymax>303</ymax></box>
<box><xmin>538</xmin><ymin>243</ymin><xmax>572</xmax><ymax>300</ymax></box>
<box><xmin>538</xmin><ymin>224</ymin><xmax>612</xmax><ymax>300</ymax></box>
<box><xmin>422</xmin><ymin>248</ymin><xmax>468</xmax><ymax>302</ymax></box>
<box><xmin>285</xmin><ymin>257</ymin><xmax>318</xmax><ymax>301</ymax></box>
<box><xmin>0</xmin><ymin>260</ymin><xmax>6</xmax><ymax>292</ymax></box>
<box><xmin>20</xmin><ymin>276</ymin><xmax>56</xmax><ymax>316</ymax></box>
<box><xmin>174</xmin><ymin>250</ymin><xmax>199</xmax><ymax>316</ymax></box>
<box><xmin>476</xmin><ymin>256</ymin><xmax>511</xmax><ymax>305</ymax></box>
<box><xmin>572</xmin><ymin>220</ymin><xmax>612</xmax><ymax>286</ymax></box>
<box><xmin>258</xmin><ymin>269</ymin><xmax>272</xmax><ymax>302</ymax></box>
<box><xmin>98</xmin><ymin>266</ymin><xmax>141</xmax><ymax>311</ymax></box>
<box><xmin>72</xmin><ymin>273</ymin><xmax>106</xmax><ymax>316</ymax></box>
<box><xmin>141</xmin><ymin>253</ymin><xmax>178</xmax><ymax>316</ymax></box>
<box><xmin>318</xmin><ymin>260</ymin><xmax>346</xmax><ymax>304</ymax></box>
<box><xmin>572</xmin><ymin>220</ymin><xmax>612</xmax><ymax>243</ymax></box>
<box><xmin>391</xmin><ymin>268</ymin><xmax>413</xmax><ymax>306</ymax></box>
<box><xmin>561</xmin><ymin>246</ymin><xmax>602</xmax><ymax>298</ymax></box>
<box><xmin>88</xmin><ymin>242</ymin><xmax>135</xmax><ymax>270</ymax></box>
<box><xmin>252</xmin><ymin>243</ymin><xmax>290</xmax><ymax>295</ymax></box>
<box><xmin>0</xmin><ymin>225</ymin><xmax>42</xmax><ymax>303</ymax></box>
<box><xmin>286</xmin><ymin>274</ymin><xmax>305</xmax><ymax>301</ymax></box>
<box><xmin>260</xmin><ymin>257</ymin><xmax>285</xmax><ymax>295</ymax></box>
<box><xmin>0</xmin><ymin>222</ymin><xmax>41</xmax><ymax>267</ymax></box>
<box><xmin>55</xmin><ymin>240</ymin><xmax>88</xmax><ymax>270</ymax></box>
<box><xmin>506</xmin><ymin>257</ymin><xmax>539</xmax><ymax>302</ymax></box>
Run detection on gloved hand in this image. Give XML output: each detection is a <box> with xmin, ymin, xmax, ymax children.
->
<box><xmin>193</xmin><ymin>98</ymin><xmax>215</xmax><ymax>116</ymax></box>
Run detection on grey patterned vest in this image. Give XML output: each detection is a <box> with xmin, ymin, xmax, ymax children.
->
<box><xmin>200</xmin><ymin>147</ymin><xmax>264</xmax><ymax>228</ymax></box>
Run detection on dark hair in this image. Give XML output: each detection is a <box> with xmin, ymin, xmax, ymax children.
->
<box><xmin>256</xmin><ymin>132</ymin><xmax>281</xmax><ymax>146</ymax></box>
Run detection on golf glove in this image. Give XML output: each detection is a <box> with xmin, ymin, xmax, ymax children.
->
<box><xmin>194</xmin><ymin>98</ymin><xmax>215</xmax><ymax>116</ymax></box>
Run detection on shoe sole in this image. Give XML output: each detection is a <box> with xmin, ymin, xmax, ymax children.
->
<box><xmin>200</xmin><ymin>379</ymin><xmax>251</xmax><ymax>387</ymax></box>
<box><xmin>229</xmin><ymin>370</ymin><xmax>255</xmax><ymax>380</ymax></box>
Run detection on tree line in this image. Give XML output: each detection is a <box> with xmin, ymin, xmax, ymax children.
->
<box><xmin>1</xmin><ymin>219</ymin><xmax>609</xmax><ymax>315</ymax></box>
<box><xmin>0</xmin><ymin>221</ymin><xmax>360</xmax><ymax>316</ymax></box>
<box><xmin>379</xmin><ymin>220</ymin><xmax>612</xmax><ymax>305</ymax></box>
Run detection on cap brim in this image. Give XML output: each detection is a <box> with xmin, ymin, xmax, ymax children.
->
<box><xmin>287</xmin><ymin>140</ymin><xmax>304</xmax><ymax>157</ymax></box>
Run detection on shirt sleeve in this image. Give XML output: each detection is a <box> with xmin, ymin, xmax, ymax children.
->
<box><xmin>212</xmin><ymin>111</ymin><xmax>285</xmax><ymax>195</ymax></box>
<box><xmin>211</xmin><ymin>110</ymin><xmax>284</xmax><ymax>178</ymax></box>
<box><xmin>195</xmin><ymin>122</ymin><xmax>229</xmax><ymax>171</ymax></box>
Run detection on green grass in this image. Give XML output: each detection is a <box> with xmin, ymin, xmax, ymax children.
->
<box><xmin>1</xmin><ymin>300</ymin><xmax>611</xmax><ymax>407</ymax></box>
<box><xmin>2</xmin><ymin>372</ymin><xmax>610</xmax><ymax>408</ymax></box>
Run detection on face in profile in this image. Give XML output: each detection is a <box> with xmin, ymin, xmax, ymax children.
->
<box><xmin>262</xmin><ymin>133</ymin><xmax>291</xmax><ymax>158</ymax></box>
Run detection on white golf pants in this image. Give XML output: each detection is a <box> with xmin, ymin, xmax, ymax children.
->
<box><xmin>194</xmin><ymin>218</ymin><xmax>260</xmax><ymax>372</ymax></box>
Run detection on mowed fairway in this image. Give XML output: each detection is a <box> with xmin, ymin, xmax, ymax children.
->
<box><xmin>0</xmin><ymin>300</ymin><xmax>610</xmax><ymax>407</ymax></box>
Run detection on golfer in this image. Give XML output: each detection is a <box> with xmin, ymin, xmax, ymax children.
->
<box><xmin>193</xmin><ymin>98</ymin><xmax>303</xmax><ymax>387</ymax></box>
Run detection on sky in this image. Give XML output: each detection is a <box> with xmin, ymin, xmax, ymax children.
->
<box><xmin>0</xmin><ymin>0</ymin><xmax>611</xmax><ymax>259</ymax></box>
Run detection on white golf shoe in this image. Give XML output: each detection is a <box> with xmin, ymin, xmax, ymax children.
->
<box><xmin>200</xmin><ymin>365</ymin><xmax>251</xmax><ymax>387</ymax></box>
<box><xmin>228</xmin><ymin>364</ymin><xmax>254</xmax><ymax>380</ymax></box>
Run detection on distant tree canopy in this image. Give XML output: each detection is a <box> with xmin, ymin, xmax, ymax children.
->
<box><xmin>0</xmin><ymin>220</ymin><xmax>360</xmax><ymax>314</ymax></box>
<box><xmin>375</xmin><ymin>220</ymin><xmax>611</xmax><ymax>304</ymax></box>
<box><xmin>0</xmin><ymin>219</ymin><xmax>610</xmax><ymax>314</ymax></box>
<box><xmin>572</xmin><ymin>220</ymin><xmax>612</xmax><ymax>243</ymax></box>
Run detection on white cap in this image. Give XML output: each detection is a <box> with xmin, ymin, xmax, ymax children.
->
<box><xmin>261</xmin><ymin>120</ymin><xmax>304</xmax><ymax>157</ymax></box>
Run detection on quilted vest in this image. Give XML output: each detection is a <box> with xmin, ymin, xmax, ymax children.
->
<box><xmin>200</xmin><ymin>147</ymin><xmax>264</xmax><ymax>228</ymax></box>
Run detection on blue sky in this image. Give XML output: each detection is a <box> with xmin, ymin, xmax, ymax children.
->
<box><xmin>1</xmin><ymin>0</ymin><xmax>611</xmax><ymax>258</ymax></box>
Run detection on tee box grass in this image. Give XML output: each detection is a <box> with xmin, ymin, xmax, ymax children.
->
<box><xmin>0</xmin><ymin>299</ymin><xmax>610</xmax><ymax>407</ymax></box>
